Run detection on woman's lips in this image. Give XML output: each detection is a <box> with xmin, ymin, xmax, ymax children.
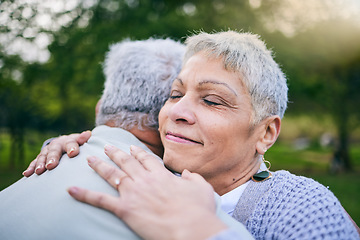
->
<box><xmin>165</xmin><ymin>132</ymin><xmax>202</xmax><ymax>145</ymax></box>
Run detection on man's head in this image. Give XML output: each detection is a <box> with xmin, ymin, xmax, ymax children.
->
<box><xmin>96</xmin><ymin>38</ymin><xmax>185</xmax><ymax>131</ymax></box>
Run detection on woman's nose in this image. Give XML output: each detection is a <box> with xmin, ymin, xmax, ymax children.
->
<box><xmin>168</xmin><ymin>97</ymin><xmax>196</xmax><ymax>125</ymax></box>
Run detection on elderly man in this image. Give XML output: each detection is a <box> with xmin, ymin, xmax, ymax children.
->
<box><xmin>0</xmin><ymin>38</ymin><xmax>252</xmax><ymax>240</ymax></box>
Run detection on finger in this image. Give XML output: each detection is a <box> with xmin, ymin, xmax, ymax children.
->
<box><xmin>67</xmin><ymin>187</ymin><xmax>121</xmax><ymax>216</ymax></box>
<box><xmin>62</xmin><ymin>134</ymin><xmax>81</xmax><ymax>158</ymax></box>
<box><xmin>87</xmin><ymin>156</ymin><xmax>128</xmax><ymax>189</ymax></box>
<box><xmin>104</xmin><ymin>145</ymin><xmax>147</xmax><ymax>179</ymax></box>
<box><xmin>182</xmin><ymin>169</ymin><xmax>207</xmax><ymax>184</ymax></box>
<box><xmin>181</xmin><ymin>169</ymin><xmax>215</xmax><ymax>192</ymax></box>
<box><xmin>45</xmin><ymin>141</ymin><xmax>64</xmax><ymax>170</ymax></box>
<box><xmin>64</xmin><ymin>131</ymin><xmax>90</xmax><ymax>157</ymax></box>
<box><xmin>35</xmin><ymin>147</ymin><xmax>49</xmax><ymax>175</ymax></box>
<box><xmin>130</xmin><ymin>145</ymin><xmax>164</xmax><ymax>172</ymax></box>
<box><xmin>23</xmin><ymin>159</ymin><xmax>37</xmax><ymax>177</ymax></box>
<box><xmin>76</xmin><ymin>130</ymin><xmax>91</xmax><ymax>145</ymax></box>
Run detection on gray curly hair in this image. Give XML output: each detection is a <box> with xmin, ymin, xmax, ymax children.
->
<box><xmin>96</xmin><ymin>38</ymin><xmax>185</xmax><ymax>130</ymax></box>
<box><xmin>184</xmin><ymin>31</ymin><xmax>288</xmax><ymax>124</ymax></box>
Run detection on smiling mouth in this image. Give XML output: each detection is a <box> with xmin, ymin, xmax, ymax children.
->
<box><xmin>165</xmin><ymin>132</ymin><xmax>203</xmax><ymax>145</ymax></box>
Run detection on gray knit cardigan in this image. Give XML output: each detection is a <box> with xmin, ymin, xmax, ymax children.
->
<box><xmin>232</xmin><ymin>170</ymin><xmax>359</xmax><ymax>239</ymax></box>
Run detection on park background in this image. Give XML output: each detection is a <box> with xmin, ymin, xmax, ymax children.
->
<box><xmin>0</xmin><ymin>0</ymin><xmax>359</xmax><ymax>224</ymax></box>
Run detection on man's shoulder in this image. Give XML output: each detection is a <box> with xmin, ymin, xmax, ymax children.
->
<box><xmin>0</xmin><ymin>127</ymin><xmax>142</xmax><ymax>240</ymax></box>
<box><xmin>89</xmin><ymin>125</ymin><xmax>152</xmax><ymax>153</ymax></box>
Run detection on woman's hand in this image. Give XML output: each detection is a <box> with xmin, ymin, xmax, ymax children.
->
<box><xmin>68</xmin><ymin>145</ymin><xmax>227</xmax><ymax>240</ymax></box>
<box><xmin>23</xmin><ymin>131</ymin><xmax>92</xmax><ymax>177</ymax></box>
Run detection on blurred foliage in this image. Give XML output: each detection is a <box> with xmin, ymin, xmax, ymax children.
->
<box><xmin>0</xmin><ymin>0</ymin><xmax>360</xmax><ymax>172</ymax></box>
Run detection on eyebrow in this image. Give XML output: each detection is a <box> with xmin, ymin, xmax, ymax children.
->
<box><xmin>175</xmin><ymin>78</ymin><xmax>238</xmax><ymax>96</ymax></box>
<box><xmin>174</xmin><ymin>78</ymin><xmax>183</xmax><ymax>85</ymax></box>
<box><xmin>199</xmin><ymin>80</ymin><xmax>238</xmax><ymax>96</ymax></box>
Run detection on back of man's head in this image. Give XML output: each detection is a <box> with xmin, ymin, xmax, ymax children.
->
<box><xmin>96</xmin><ymin>38</ymin><xmax>185</xmax><ymax>131</ymax></box>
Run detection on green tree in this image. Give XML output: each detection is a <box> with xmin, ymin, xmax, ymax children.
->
<box><xmin>280</xmin><ymin>20</ymin><xmax>360</xmax><ymax>171</ymax></box>
<box><xmin>0</xmin><ymin>53</ymin><xmax>35</xmax><ymax>168</ymax></box>
<box><xmin>2</xmin><ymin>0</ymin><xmax>359</xmax><ymax>172</ymax></box>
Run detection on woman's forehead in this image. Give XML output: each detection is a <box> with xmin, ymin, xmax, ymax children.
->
<box><xmin>175</xmin><ymin>53</ymin><xmax>248</xmax><ymax>96</ymax></box>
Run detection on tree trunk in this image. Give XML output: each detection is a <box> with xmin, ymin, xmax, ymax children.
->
<box><xmin>337</xmin><ymin>120</ymin><xmax>351</xmax><ymax>170</ymax></box>
<box><xmin>8</xmin><ymin>126</ymin><xmax>25</xmax><ymax>169</ymax></box>
<box><xmin>331</xmin><ymin>108</ymin><xmax>352</xmax><ymax>173</ymax></box>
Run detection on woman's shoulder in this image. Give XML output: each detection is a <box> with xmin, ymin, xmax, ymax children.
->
<box><xmin>246</xmin><ymin>170</ymin><xmax>333</xmax><ymax>200</ymax></box>
<box><xmin>272</xmin><ymin>169</ymin><xmax>320</xmax><ymax>183</ymax></box>
<box><xmin>268</xmin><ymin>170</ymin><xmax>338</xmax><ymax>205</ymax></box>
<box><xmin>272</xmin><ymin>170</ymin><xmax>328</xmax><ymax>191</ymax></box>
<box><xmin>240</xmin><ymin>170</ymin><xmax>359</xmax><ymax>239</ymax></box>
<box><xmin>234</xmin><ymin>170</ymin><xmax>336</xmax><ymax>222</ymax></box>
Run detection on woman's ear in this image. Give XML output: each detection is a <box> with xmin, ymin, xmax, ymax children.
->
<box><xmin>256</xmin><ymin>116</ymin><xmax>281</xmax><ymax>155</ymax></box>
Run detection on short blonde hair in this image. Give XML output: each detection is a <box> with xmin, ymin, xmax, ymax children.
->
<box><xmin>184</xmin><ymin>30</ymin><xmax>288</xmax><ymax>124</ymax></box>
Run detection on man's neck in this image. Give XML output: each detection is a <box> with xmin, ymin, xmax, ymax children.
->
<box><xmin>128</xmin><ymin>127</ymin><xmax>164</xmax><ymax>157</ymax></box>
<box><xmin>105</xmin><ymin>121</ymin><xmax>164</xmax><ymax>157</ymax></box>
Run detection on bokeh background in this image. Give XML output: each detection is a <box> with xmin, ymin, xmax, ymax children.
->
<box><xmin>1</xmin><ymin>0</ymin><xmax>359</xmax><ymax>224</ymax></box>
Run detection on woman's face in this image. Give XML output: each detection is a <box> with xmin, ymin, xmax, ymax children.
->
<box><xmin>158</xmin><ymin>52</ymin><xmax>263</xmax><ymax>192</ymax></box>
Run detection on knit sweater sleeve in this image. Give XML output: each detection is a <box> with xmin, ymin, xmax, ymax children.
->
<box><xmin>233</xmin><ymin>170</ymin><xmax>359</xmax><ymax>240</ymax></box>
<box><xmin>206</xmin><ymin>229</ymin><xmax>247</xmax><ymax>240</ymax></box>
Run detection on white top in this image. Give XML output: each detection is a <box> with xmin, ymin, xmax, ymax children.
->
<box><xmin>220</xmin><ymin>181</ymin><xmax>250</xmax><ymax>215</ymax></box>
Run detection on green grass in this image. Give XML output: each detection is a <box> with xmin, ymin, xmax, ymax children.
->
<box><xmin>0</xmin><ymin>128</ymin><xmax>359</xmax><ymax>226</ymax></box>
<box><xmin>308</xmin><ymin>173</ymin><xmax>360</xmax><ymax>225</ymax></box>
<box><xmin>0</xmin><ymin>129</ymin><xmax>56</xmax><ymax>190</ymax></box>
<box><xmin>0</xmin><ymin>168</ymin><xmax>24</xmax><ymax>191</ymax></box>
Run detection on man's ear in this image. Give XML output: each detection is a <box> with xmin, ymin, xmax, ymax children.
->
<box><xmin>256</xmin><ymin>115</ymin><xmax>281</xmax><ymax>155</ymax></box>
<box><xmin>95</xmin><ymin>99</ymin><xmax>102</xmax><ymax>117</ymax></box>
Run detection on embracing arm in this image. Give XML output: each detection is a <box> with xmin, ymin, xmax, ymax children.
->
<box><xmin>23</xmin><ymin>131</ymin><xmax>91</xmax><ymax>177</ymax></box>
<box><xmin>68</xmin><ymin>145</ymin><xmax>253</xmax><ymax>240</ymax></box>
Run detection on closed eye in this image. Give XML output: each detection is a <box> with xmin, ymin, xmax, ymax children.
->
<box><xmin>203</xmin><ymin>99</ymin><xmax>221</xmax><ymax>106</ymax></box>
<box><xmin>169</xmin><ymin>95</ymin><xmax>182</xmax><ymax>99</ymax></box>
<box><xmin>169</xmin><ymin>90</ymin><xmax>183</xmax><ymax>100</ymax></box>
<box><xmin>203</xmin><ymin>95</ymin><xmax>225</xmax><ymax>106</ymax></box>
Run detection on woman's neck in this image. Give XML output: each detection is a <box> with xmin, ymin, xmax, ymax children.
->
<box><xmin>211</xmin><ymin>157</ymin><xmax>262</xmax><ymax>196</ymax></box>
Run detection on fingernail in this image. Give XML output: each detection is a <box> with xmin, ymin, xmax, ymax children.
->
<box><xmin>104</xmin><ymin>144</ymin><xmax>116</xmax><ymax>152</ymax></box>
<box><xmin>181</xmin><ymin>169</ymin><xmax>191</xmax><ymax>178</ymax></box>
<box><xmin>115</xmin><ymin>178</ymin><xmax>120</xmax><ymax>186</ymax></box>
<box><xmin>87</xmin><ymin>156</ymin><xmax>96</xmax><ymax>165</ymax></box>
<box><xmin>67</xmin><ymin>187</ymin><xmax>79</xmax><ymax>195</ymax></box>
<box><xmin>22</xmin><ymin>170</ymin><xmax>28</xmax><ymax>176</ymax></box>
<box><xmin>129</xmin><ymin>145</ymin><xmax>135</xmax><ymax>152</ymax></box>
<box><xmin>46</xmin><ymin>159</ymin><xmax>54</xmax><ymax>168</ymax></box>
<box><xmin>68</xmin><ymin>147</ymin><xmax>76</xmax><ymax>155</ymax></box>
<box><xmin>35</xmin><ymin>165</ymin><xmax>43</xmax><ymax>174</ymax></box>
<box><xmin>130</xmin><ymin>145</ymin><xmax>140</xmax><ymax>152</ymax></box>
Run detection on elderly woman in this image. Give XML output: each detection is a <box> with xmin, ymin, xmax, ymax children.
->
<box><xmin>26</xmin><ymin>31</ymin><xmax>359</xmax><ymax>239</ymax></box>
